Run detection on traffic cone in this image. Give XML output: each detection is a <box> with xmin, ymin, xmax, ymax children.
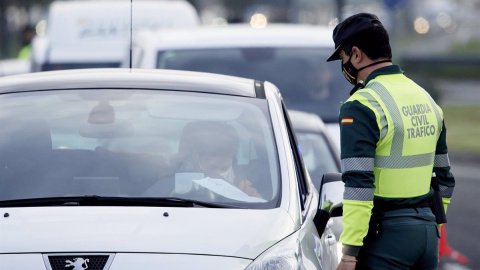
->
<box><xmin>439</xmin><ymin>225</ymin><xmax>469</xmax><ymax>265</ymax></box>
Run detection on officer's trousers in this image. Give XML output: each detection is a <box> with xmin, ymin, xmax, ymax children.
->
<box><xmin>356</xmin><ymin>207</ymin><xmax>440</xmax><ymax>270</ymax></box>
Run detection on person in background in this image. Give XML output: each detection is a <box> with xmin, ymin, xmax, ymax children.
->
<box><xmin>17</xmin><ymin>25</ymin><xmax>35</xmax><ymax>59</ymax></box>
<box><xmin>326</xmin><ymin>13</ymin><xmax>455</xmax><ymax>270</ymax></box>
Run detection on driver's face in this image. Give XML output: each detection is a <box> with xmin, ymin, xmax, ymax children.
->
<box><xmin>198</xmin><ymin>153</ymin><xmax>234</xmax><ymax>174</ymax></box>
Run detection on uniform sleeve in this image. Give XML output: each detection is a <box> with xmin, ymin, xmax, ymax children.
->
<box><xmin>338</xmin><ymin>100</ymin><xmax>380</xmax><ymax>257</ymax></box>
<box><xmin>433</xmin><ymin>120</ymin><xmax>455</xmax><ymax>213</ymax></box>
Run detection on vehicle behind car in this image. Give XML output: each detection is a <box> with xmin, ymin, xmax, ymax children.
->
<box><xmin>288</xmin><ymin>109</ymin><xmax>343</xmax><ymax>253</ymax></box>
<box><xmin>127</xmin><ymin>24</ymin><xmax>351</xmax><ymax>148</ymax></box>
<box><xmin>31</xmin><ymin>0</ymin><xmax>200</xmax><ymax>72</ymax></box>
<box><xmin>0</xmin><ymin>69</ymin><xmax>343</xmax><ymax>270</ymax></box>
<box><xmin>288</xmin><ymin>110</ymin><xmax>340</xmax><ymax>188</ymax></box>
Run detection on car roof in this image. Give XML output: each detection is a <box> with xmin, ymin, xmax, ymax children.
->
<box><xmin>0</xmin><ymin>68</ymin><xmax>258</xmax><ymax>97</ymax></box>
<box><xmin>134</xmin><ymin>23</ymin><xmax>334</xmax><ymax>50</ymax></box>
<box><xmin>288</xmin><ymin>109</ymin><xmax>328</xmax><ymax>133</ymax></box>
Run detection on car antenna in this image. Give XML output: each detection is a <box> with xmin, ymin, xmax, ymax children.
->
<box><xmin>129</xmin><ymin>0</ymin><xmax>133</xmax><ymax>71</ymax></box>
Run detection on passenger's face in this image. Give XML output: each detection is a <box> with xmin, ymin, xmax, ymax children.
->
<box><xmin>198</xmin><ymin>153</ymin><xmax>234</xmax><ymax>174</ymax></box>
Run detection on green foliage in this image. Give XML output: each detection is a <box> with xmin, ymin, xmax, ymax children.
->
<box><xmin>443</xmin><ymin>105</ymin><xmax>480</xmax><ymax>153</ymax></box>
<box><xmin>450</xmin><ymin>39</ymin><xmax>480</xmax><ymax>55</ymax></box>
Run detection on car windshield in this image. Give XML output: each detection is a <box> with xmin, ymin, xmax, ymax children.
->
<box><xmin>296</xmin><ymin>132</ymin><xmax>339</xmax><ymax>189</ymax></box>
<box><xmin>157</xmin><ymin>47</ymin><xmax>351</xmax><ymax>122</ymax></box>
<box><xmin>0</xmin><ymin>89</ymin><xmax>279</xmax><ymax>209</ymax></box>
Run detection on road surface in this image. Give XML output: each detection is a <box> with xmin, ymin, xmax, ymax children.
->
<box><xmin>443</xmin><ymin>153</ymin><xmax>480</xmax><ymax>269</ymax></box>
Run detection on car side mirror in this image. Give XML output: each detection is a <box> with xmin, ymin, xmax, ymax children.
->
<box><xmin>313</xmin><ymin>172</ymin><xmax>344</xmax><ymax>235</ymax></box>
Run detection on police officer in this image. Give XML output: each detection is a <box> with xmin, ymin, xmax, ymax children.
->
<box><xmin>326</xmin><ymin>13</ymin><xmax>455</xmax><ymax>270</ymax></box>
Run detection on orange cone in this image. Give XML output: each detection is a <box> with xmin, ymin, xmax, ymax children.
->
<box><xmin>439</xmin><ymin>225</ymin><xmax>469</xmax><ymax>265</ymax></box>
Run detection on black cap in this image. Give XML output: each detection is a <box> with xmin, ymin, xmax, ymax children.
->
<box><xmin>327</xmin><ymin>13</ymin><xmax>384</xmax><ymax>62</ymax></box>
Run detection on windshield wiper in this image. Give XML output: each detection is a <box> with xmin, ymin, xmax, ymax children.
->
<box><xmin>0</xmin><ymin>196</ymin><xmax>244</xmax><ymax>208</ymax></box>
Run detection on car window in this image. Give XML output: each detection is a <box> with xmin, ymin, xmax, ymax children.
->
<box><xmin>296</xmin><ymin>132</ymin><xmax>340</xmax><ymax>190</ymax></box>
<box><xmin>0</xmin><ymin>90</ymin><xmax>279</xmax><ymax>209</ymax></box>
<box><xmin>157</xmin><ymin>47</ymin><xmax>350</xmax><ymax>122</ymax></box>
<box><xmin>281</xmin><ymin>104</ymin><xmax>309</xmax><ymax>210</ymax></box>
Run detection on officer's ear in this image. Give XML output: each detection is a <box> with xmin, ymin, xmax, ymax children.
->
<box><xmin>351</xmin><ymin>46</ymin><xmax>362</xmax><ymax>63</ymax></box>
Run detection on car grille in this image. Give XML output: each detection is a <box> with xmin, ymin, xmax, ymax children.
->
<box><xmin>45</xmin><ymin>254</ymin><xmax>113</xmax><ymax>270</ymax></box>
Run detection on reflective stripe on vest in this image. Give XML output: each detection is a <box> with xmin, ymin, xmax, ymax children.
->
<box><xmin>434</xmin><ymin>154</ymin><xmax>450</xmax><ymax>167</ymax></box>
<box><xmin>358</xmin><ymin>92</ymin><xmax>388</xmax><ymax>141</ymax></box>
<box><xmin>439</xmin><ymin>184</ymin><xmax>454</xmax><ymax>198</ymax></box>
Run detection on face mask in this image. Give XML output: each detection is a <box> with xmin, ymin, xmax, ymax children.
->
<box><xmin>342</xmin><ymin>52</ymin><xmax>392</xmax><ymax>85</ymax></box>
<box><xmin>219</xmin><ymin>166</ymin><xmax>235</xmax><ymax>184</ymax></box>
<box><xmin>342</xmin><ymin>53</ymin><xmax>358</xmax><ymax>85</ymax></box>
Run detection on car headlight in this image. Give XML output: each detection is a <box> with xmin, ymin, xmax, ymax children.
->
<box><xmin>245</xmin><ymin>232</ymin><xmax>303</xmax><ymax>270</ymax></box>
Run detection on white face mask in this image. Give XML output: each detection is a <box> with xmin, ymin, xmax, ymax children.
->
<box><xmin>197</xmin><ymin>151</ymin><xmax>235</xmax><ymax>182</ymax></box>
<box><xmin>219</xmin><ymin>166</ymin><xmax>235</xmax><ymax>184</ymax></box>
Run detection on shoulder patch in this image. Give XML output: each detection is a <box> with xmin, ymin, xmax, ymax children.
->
<box><xmin>341</xmin><ymin>117</ymin><xmax>354</xmax><ymax>124</ymax></box>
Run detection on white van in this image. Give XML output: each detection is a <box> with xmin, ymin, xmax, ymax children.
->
<box><xmin>31</xmin><ymin>0</ymin><xmax>200</xmax><ymax>72</ymax></box>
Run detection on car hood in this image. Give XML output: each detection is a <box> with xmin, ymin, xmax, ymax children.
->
<box><xmin>0</xmin><ymin>206</ymin><xmax>296</xmax><ymax>259</ymax></box>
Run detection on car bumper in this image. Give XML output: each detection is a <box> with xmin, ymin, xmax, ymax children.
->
<box><xmin>0</xmin><ymin>253</ymin><xmax>253</xmax><ymax>270</ymax></box>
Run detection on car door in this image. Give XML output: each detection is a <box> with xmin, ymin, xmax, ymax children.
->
<box><xmin>281</xmin><ymin>103</ymin><xmax>339</xmax><ymax>270</ymax></box>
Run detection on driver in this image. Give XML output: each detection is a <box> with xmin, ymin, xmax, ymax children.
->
<box><xmin>182</xmin><ymin>120</ymin><xmax>262</xmax><ymax>199</ymax></box>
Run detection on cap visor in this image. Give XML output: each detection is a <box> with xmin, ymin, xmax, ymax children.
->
<box><xmin>326</xmin><ymin>45</ymin><xmax>341</xmax><ymax>62</ymax></box>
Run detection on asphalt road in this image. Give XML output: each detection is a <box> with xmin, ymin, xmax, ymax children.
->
<box><xmin>441</xmin><ymin>154</ymin><xmax>480</xmax><ymax>269</ymax></box>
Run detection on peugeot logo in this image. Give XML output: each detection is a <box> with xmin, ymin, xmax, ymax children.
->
<box><xmin>65</xmin><ymin>258</ymin><xmax>89</xmax><ymax>270</ymax></box>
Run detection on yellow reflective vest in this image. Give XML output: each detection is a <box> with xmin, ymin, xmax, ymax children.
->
<box><xmin>338</xmin><ymin>65</ymin><xmax>454</xmax><ymax>256</ymax></box>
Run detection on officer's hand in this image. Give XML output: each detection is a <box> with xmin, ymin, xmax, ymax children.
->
<box><xmin>336</xmin><ymin>255</ymin><xmax>356</xmax><ymax>270</ymax></box>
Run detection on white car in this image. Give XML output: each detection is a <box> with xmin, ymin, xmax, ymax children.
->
<box><xmin>126</xmin><ymin>24</ymin><xmax>352</xmax><ymax>149</ymax></box>
<box><xmin>0</xmin><ymin>69</ymin><xmax>343</xmax><ymax>270</ymax></box>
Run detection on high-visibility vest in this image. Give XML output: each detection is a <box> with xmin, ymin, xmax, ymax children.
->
<box><xmin>17</xmin><ymin>44</ymin><xmax>32</xmax><ymax>60</ymax></box>
<box><xmin>347</xmin><ymin>73</ymin><xmax>444</xmax><ymax>198</ymax></box>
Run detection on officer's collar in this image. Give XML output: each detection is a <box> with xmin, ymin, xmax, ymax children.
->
<box><xmin>349</xmin><ymin>65</ymin><xmax>404</xmax><ymax>95</ymax></box>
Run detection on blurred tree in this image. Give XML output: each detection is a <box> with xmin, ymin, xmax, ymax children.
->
<box><xmin>0</xmin><ymin>0</ymin><xmax>8</xmax><ymax>58</ymax></box>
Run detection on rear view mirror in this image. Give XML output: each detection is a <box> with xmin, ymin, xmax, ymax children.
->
<box><xmin>313</xmin><ymin>172</ymin><xmax>344</xmax><ymax>234</ymax></box>
<box><xmin>89</xmin><ymin>101</ymin><xmax>115</xmax><ymax>124</ymax></box>
<box><xmin>79</xmin><ymin>120</ymin><xmax>134</xmax><ymax>138</ymax></box>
